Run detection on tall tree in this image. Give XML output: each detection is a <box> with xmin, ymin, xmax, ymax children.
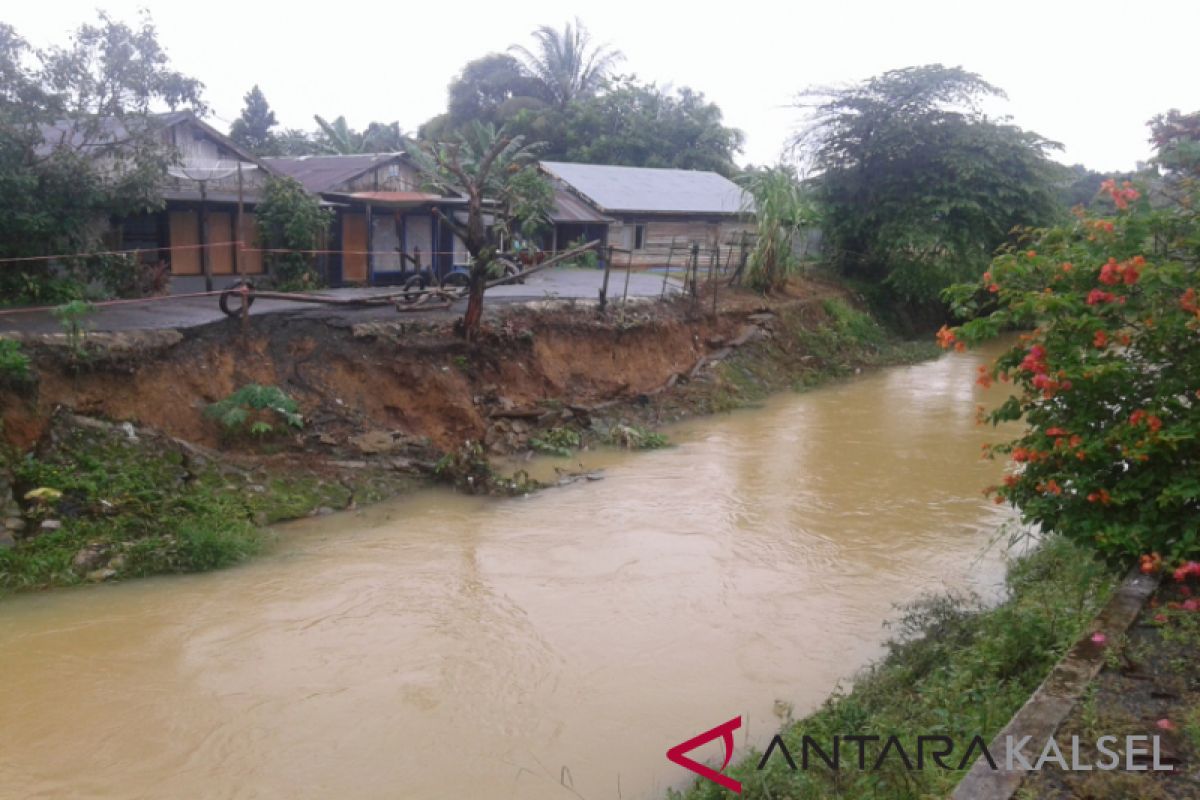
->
<box><xmin>229</xmin><ymin>84</ymin><xmax>278</xmax><ymax>155</ymax></box>
<box><xmin>508</xmin><ymin>18</ymin><xmax>622</xmax><ymax>109</ymax></box>
<box><xmin>0</xmin><ymin>12</ymin><xmax>204</xmax><ymax>302</ymax></box>
<box><xmin>404</xmin><ymin>122</ymin><xmax>550</xmax><ymax>341</ymax></box>
<box><xmin>795</xmin><ymin>64</ymin><xmax>1063</xmax><ymax>330</ymax></box>
<box><xmin>447</xmin><ymin>53</ymin><xmax>546</xmax><ymax>127</ymax></box>
<box><xmin>512</xmin><ymin>78</ymin><xmax>743</xmax><ymax>176</ymax></box>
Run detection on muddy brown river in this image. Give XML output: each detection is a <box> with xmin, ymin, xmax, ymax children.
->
<box><xmin>0</xmin><ymin>346</ymin><xmax>1019</xmax><ymax>799</ymax></box>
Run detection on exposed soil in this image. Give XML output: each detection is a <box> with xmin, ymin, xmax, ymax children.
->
<box><xmin>1</xmin><ymin>278</ymin><xmax>856</xmax><ymax>464</ymax></box>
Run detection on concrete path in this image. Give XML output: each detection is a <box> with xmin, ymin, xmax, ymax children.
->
<box><xmin>0</xmin><ymin>267</ymin><xmax>679</xmax><ymax>335</ymax></box>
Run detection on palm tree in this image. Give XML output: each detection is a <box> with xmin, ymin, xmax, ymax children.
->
<box><xmin>508</xmin><ymin>18</ymin><xmax>623</xmax><ymax>109</ymax></box>
<box><xmin>312</xmin><ymin>114</ymin><xmax>366</xmax><ymax>154</ymax></box>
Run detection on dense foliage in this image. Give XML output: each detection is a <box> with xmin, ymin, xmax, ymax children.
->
<box><xmin>0</xmin><ymin>12</ymin><xmax>203</xmax><ymax>303</ymax></box>
<box><xmin>254</xmin><ymin>176</ymin><xmax>333</xmax><ymax>290</ymax></box>
<box><xmin>228</xmin><ymin>85</ymin><xmax>277</xmax><ymax>155</ymax></box>
<box><xmin>943</xmin><ymin>109</ymin><xmax>1200</xmax><ymax>562</ymax></box>
<box><xmin>421</xmin><ymin>21</ymin><xmax>743</xmax><ymax>176</ymax></box>
<box><xmin>796</xmin><ymin>65</ymin><xmax>1063</xmax><ymax>330</ymax></box>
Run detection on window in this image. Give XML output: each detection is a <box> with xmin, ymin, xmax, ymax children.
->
<box><xmin>633</xmin><ymin>224</ymin><xmax>646</xmax><ymax>250</ymax></box>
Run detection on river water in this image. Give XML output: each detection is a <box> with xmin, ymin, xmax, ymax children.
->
<box><xmin>0</xmin><ymin>346</ymin><xmax>1019</xmax><ymax>799</ymax></box>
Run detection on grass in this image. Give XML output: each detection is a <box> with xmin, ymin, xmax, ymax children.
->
<box><xmin>0</xmin><ymin>423</ymin><xmax>405</xmax><ymax>594</ymax></box>
<box><xmin>669</xmin><ymin>536</ymin><xmax>1118</xmax><ymax>800</ymax></box>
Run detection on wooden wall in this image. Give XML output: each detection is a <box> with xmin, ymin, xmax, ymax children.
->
<box><xmin>166</xmin><ymin>208</ymin><xmax>265</xmax><ymax>277</ymax></box>
<box><xmin>608</xmin><ymin>218</ymin><xmax>755</xmax><ymax>268</ymax></box>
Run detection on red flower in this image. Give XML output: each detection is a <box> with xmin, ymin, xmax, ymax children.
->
<box><xmin>1093</xmin><ymin>330</ymin><xmax>1108</xmax><ymax>348</ymax></box>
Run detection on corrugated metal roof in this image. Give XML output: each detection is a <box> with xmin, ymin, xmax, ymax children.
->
<box><xmin>549</xmin><ymin>186</ymin><xmax>613</xmax><ymax>223</ymax></box>
<box><xmin>263</xmin><ymin>153</ymin><xmax>403</xmax><ymax>194</ymax></box>
<box><xmin>541</xmin><ymin>161</ymin><xmax>750</xmax><ymax>216</ymax></box>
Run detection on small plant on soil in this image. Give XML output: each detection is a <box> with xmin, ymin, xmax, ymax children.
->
<box><xmin>0</xmin><ymin>339</ymin><xmax>32</xmax><ymax>384</ymax></box>
<box><xmin>529</xmin><ymin>427</ymin><xmax>581</xmax><ymax>457</ymax></box>
<box><xmin>205</xmin><ymin>384</ymin><xmax>303</xmax><ymax>439</ymax></box>
<box><xmin>607</xmin><ymin>424</ymin><xmax>669</xmax><ymax>450</ymax></box>
<box><xmin>52</xmin><ymin>300</ymin><xmax>94</xmax><ymax>360</ymax></box>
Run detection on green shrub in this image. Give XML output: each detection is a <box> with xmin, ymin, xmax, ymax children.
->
<box><xmin>205</xmin><ymin>384</ymin><xmax>303</xmax><ymax>438</ymax></box>
<box><xmin>0</xmin><ymin>339</ymin><xmax>32</xmax><ymax>383</ymax></box>
<box><xmin>529</xmin><ymin>427</ymin><xmax>581</xmax><ymax>457</ymax></box>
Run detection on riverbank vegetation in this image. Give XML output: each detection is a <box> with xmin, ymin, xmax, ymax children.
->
<box><xmin>0</xmin><ymin>416</ymin><xmax>409</xmax><ymax>592</ymax></box>
<box><xmin>945</xmin><ymin>108</ymin><xmax>1200</xmax><ymax>564</ymax></box>
<box><xmin>670</xmin><ymin>536</ymin><xmax>1119</xmax><ymax>800</ymax></box>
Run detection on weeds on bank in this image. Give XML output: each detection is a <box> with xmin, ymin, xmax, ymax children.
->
<box><xmin>669</xmin><ymin>537</ymin><xmax>1117</xmax><ymax>800</ymax></box>
<box><xmin>530</xmin><ymin>427</ymin><xmax>581</xmax><ymax>457</ymax></box>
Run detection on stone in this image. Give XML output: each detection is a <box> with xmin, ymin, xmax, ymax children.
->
<box><xmin>107</xmin><ymin>554</ymin><xmax>127</xmax><ymax>572</ymax></box>
<box><xmin>119</xmin><ymin>422</ymin><xmax>138</xmax><ymax>441</ymax></box>
<box><xmin>309</xmin><ymin>506</ymin><xmax>335</xmax><ymax>517</ymax></box>
<box><xmin>0</xmin><ymin>531</ymin><xmax>15</xmax><ymax>549</ymax></box>
<box><xmin>40</xmin><ymin>519</ymin><xmax>63</xmax><ymax>532</ymax></box>
<box><xmin>72</xmin><ymin>545</ymin><xmax>107</xmax><ymax>573</ymax></box>
<box><xmin>86</xmin><ymin>568</ymin><xmax>116</xmax><ymax>583</ymax></box>
<box><xmin>349</xmin><ymin>430</ymin><xmax>405</xmax><ymax>455</ymax></box>
<box><xmin>5</xmin><ymin>517</ymin><xmax>25</xmax><ymax>532</ymax></box>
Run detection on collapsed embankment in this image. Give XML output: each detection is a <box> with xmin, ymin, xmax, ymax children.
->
<box><xmin>0</xmin><ymin>282</ymin><xmax>935</xmax><ymax>590</ymax></box>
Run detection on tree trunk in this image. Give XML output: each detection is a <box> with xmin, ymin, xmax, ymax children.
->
<box><xmin>461</xmin><ymin>266</ymin><xmax>487</xmax><ymax>341</ymax></box>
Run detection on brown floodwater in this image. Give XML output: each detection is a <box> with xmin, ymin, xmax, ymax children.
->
<box><xmin>0</xmin><ymin>345</ymin><xmax>1021</xmax><ymax>799</ymax></box>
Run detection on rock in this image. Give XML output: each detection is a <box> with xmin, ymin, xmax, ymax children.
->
<box><xmin>252</xmin><ymin>512</ymin><xmax>269</xmax><ymax>526</ymax></box>
<box><xmin>107</xmin><ymin>554</ymin><xmax>127</xmax><ymax>571</ymax></box>
<box><xmin>86</xmin><ymin>568</ymin><xmax>116</xmax><ymax>583</ymax></box>
<box><xmin>72</xmin><ymin>544</ymin><xmax>107</xmax><ymax>573</ymax></box>
<box><xmin>349</xmin><ymin>430</ymin><xmax>406</xmax><ymax>455</ymax></box>
<box><xmin>40</xmin><ymin>519</ymin><xmax>63</xmax><ymax>532</ymax></box>
<box><xmin>119</xmin><ymin>422</ymin><xmax>138</xmax><ymax>441</ymax></box>
<box><xmin>330</xmin><ymin>460</ymin><xmax>367</xmax><ymax>470</ymax></box>
<box><xmin>246</xmin><ymin>484</ymin><xmax>266</xmax><ymax>494</ymax></box>
<box><xmin>5</xmin><ymin>517</ymin><xmax>25</xmax><ymax>532</ymax></box>
<box><xmin>309</xmin><ymin>506</ymin><xmax>336</xmax><ymax>517</ymax></box>
<box><xmin>0</xmin><ymin>531</ymin><xmax>15</xmax><ymax>549</ymax></box>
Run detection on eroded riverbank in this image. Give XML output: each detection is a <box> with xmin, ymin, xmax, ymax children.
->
<box><xmin>0</xmin><ymin>344</ymin><xmax>1018</xmax><ymax>799</ymax></box>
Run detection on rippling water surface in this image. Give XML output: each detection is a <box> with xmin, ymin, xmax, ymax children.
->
<box><xmin>0</xmin><ymin>345</ymin><xmax>1019</xmax><ymax>799</ymax></box>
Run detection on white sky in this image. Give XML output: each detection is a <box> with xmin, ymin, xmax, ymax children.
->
<box><xmin>7</xmin><ymin>0</ymin><xmax>1197</xmax><ymax>172</ymax></box>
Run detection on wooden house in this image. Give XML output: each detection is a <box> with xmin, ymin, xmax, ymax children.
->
<box><xmin>89</xmin><ymin>111</ymin><xmax>281</xmax><ymax>284</ymax></box>
<box><xmin>263</xmin><ymin>154</ymin><xmax>469</xmax><ymax>286</ymax></box>
<box><xmin>540</xmin><ymin>162</ymin><xmax>755</xmax><ymax>268</ymax></box>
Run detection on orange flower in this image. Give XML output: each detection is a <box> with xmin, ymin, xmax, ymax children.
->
<box><xmin>936</xmin><ymin>324</ymin><xmax>957</xmax><ymax>349</ymax></box>
<box><xmin>1093</xmin><ymin>330</ymin><xmax>1108</xmax><ymax>348</ymax></box>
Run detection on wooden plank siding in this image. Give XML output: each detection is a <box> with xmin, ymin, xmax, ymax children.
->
<box><xmin>608</xmin><ymin>218</ymin><xmax>755</xmax><ymax>268</ymax></box>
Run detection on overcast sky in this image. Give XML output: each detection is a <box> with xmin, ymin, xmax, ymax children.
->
<box><xmin>7</xmin><ymin>0</ymin><xmax>1197</xmax><ymax>172</ymax></box>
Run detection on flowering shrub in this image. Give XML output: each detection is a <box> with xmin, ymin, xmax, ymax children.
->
<box><xmin>942</xmin><ymin>166</ymin><xmax>1200</xmax><ymax>562</ymax></box>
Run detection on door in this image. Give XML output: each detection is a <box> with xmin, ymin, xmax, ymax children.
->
<box><xmin>208</xmin><ymin>212</ymin><xmax>233</xmax><ymax>275</ymax></box>
<box><xmin>168</xmin><ymin>210</ymin><xmax>200</xmax><ymax>275</ymax></box>
<box><xmin>238</xmin><ymin>212</ymin><xmax>264</xmax><ymax>275</ymax></box>
<box><xmin>404</xmin><ymin>214</ymin><xmax>433</xmax><ymax>269</ymax></box>
<box><xmin>342</xmin><ymin>213</ymin><xmax>368</xmax><ymax>282</ymax></box>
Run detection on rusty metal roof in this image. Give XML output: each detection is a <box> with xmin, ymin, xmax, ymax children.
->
<box><xmin>263</xmin><ymin>154</ymin><xmax>404</xmax><ymax>194</ymax></box>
